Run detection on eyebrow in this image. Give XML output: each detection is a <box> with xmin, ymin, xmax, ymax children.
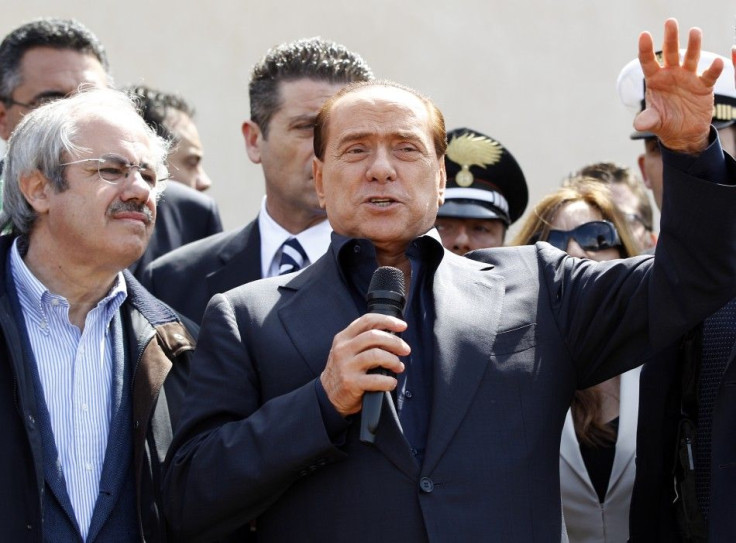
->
<box><xmin>288</xmin><ymin>113</ymin><xmax>317</xmax><ymax>126</ymax></box>
<box><xmin>336</xmin><ymin>130</ymin><xmax>425</xmax><ymax>147</ymax></box>
<box><xmin>31</xmin><ymin>90</ymin><xmax>68</xmax><ymax>102</ymax></box>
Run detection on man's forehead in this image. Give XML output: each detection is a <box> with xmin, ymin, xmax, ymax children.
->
<box><xmin>75</xmin><ymin>110</ymin><xmax>155</xmax><ymax>156</ymax></box>
<box><xmin>330</xmin><ymin>85</ymin><xmax>431</xmax><ymax>131</ymax></box>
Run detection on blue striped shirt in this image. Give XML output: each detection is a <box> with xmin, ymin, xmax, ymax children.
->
<box><xmin>10</xmin><ymin>240</ymin><xmax>127</xmax><ymax>540</ymax></box>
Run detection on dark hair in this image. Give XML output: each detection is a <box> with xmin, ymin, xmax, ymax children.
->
<box><xmin>313</xmin><ymin>80</ymin><xmax>447</xmax><ymax>160</ymax></box>
<box><xmin>125</xmin><ymin>84</ymin><xmax>194</xmax><ymax>143</ymax></box>
<box><xmin>0</xmin><ymin>18</ymin><xmax>110</xmax><ymax>101</ymax></box>
<box><xmin>249</xmin><ymin>37</ymin><xmax>373</xmax><ymax>138</ymax></box>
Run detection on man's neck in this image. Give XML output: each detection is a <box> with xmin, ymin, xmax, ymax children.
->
<box><xmin>264</xmin><ymin>200</ymin><xmax>326</xmax><ymax>235</ymax></box>
<box><xmin>23</xmin><ymin>237</ymin><xmax>119</xmax><ymax>330</ymax></box>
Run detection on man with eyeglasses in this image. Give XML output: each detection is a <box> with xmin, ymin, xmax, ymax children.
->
<box><xmin>0</xmin><ymin>17</ymin><xmax>111</xmax><ymax>210</ymax></box>
<box><xmin>124</xmin><ymin>85</ymin><xmax>224</xmax><ymax>279</ymax></box>
<box><xmin>0</xmin><ymin>87</ymin><xmax>195</xmax><ymax>541</ymax></box>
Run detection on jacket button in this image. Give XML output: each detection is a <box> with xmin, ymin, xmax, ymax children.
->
<box><xmin>419</xmin><ymin>477</ymin><xmax>434</xmax><ymax>493</ymax></box>
<box><xmin>27</xmin><ymin>414</ymin><xmax>35</xmax><ymax>426</ymax></box>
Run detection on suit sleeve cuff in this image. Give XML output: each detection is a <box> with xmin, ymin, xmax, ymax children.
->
<box><xmin>314</xmin><ymin>378</ymin><xmax>351</xmax><ymax>441</ymax></box>
<box><xmin>660</xmin><ymin>126</ymin><xmax>733</xmax><ymax>186</ymax></box>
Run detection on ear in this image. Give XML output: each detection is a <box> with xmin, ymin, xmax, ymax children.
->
<box><xmin>313</xmin><ymin>156</ymin><xmax>327</xmax><ymax>209</ymax></box>
<box><xmin>0</xmin><ymin>102</ymin><xmax>12</xmax><ymax>141</ymax></box>
<box><xmin>437</xmin><ymin>157</ymin><xmax>447</xmax><ymax>206</ymax></box>
<box><xmin>637</xmin><ymin>154</ymin><xmax>652</xmax><ymax>189</ymax></box>
<box><xmin>242</xmin><ymin>120</ymin><xmax>263</xmax><ymax>164</ymax></box>
<box><xmin>19</xmin><ymin>170</ymin><xmax>52</xmax><ymax>214</ymax></box>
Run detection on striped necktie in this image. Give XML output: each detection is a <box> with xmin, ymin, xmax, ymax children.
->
<box><xmin>278</xmin><ymin>238</ymin><xmax>308</xmax><ymax>275</ymax></box>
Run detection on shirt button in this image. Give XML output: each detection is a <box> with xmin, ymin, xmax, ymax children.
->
<box><xmin>81</xmin><ymin>403</ymin><xmax>88</xmax><ymax>412</ymax></box>
<box><xmin>85</xmin><ymin>463</ymin><xmax>93</xmax><ymax>472</ymax></box>
<box><xmin>419</xmin><ymin>477</ymin><xmax>434</xmax><ymax>493</ymax></box>
<box><xmin>51</xmin><ymin>299</ymin><xmax>59</xmax><ymax>306</ymax></box>
<box><xmin>404</xmin><ymin>390</ymin><xmax>413</xmax><ymax>399</ymax></box>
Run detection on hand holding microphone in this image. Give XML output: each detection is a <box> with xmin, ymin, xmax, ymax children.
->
<box><xmin>319</xmin><ymin>266</ymin><xmax>408</xmax><ymax>442</ymax></box>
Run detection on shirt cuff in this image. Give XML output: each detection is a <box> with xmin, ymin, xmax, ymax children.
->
<box><xmin>314</xmin><ymin>378</ymin><xmax>351</xmax><ymax>440</ymax></box>
<box><xmin>660</xmin><ymin>126</ymin><xmax>732</xmax><ymax>186</ymax></box>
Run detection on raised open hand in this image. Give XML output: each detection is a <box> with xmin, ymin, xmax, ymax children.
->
<box><xmin>635</xmin><ymin>18</ymin><xmax>724</xmax><ymax>153</ymax></box>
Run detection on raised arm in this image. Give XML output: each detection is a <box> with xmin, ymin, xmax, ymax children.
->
<box><xmin>634</xmin><ymin>18</ymin><xmax>724</xmax><ymax>153</ymax></box>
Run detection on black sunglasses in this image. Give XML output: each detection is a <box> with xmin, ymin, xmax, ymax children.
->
<box><xmin>545</xmin><ymin>220</ymin><xmax>621</xmax><ymax>252</ymax></box>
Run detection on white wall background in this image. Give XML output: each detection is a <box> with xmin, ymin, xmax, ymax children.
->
<box><xmin>3</xmin><ymin>1</ymin><xmax>734</xmax><ymax>233</ymax></box>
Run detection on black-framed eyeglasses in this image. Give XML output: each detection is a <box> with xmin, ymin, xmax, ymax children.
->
<box><xmin>2</xmin><ymin>92</ymin><xmax>67</xmax><ymax>110</ymax></box>
<box><xmin>545</xmin><ymin>220</ymin><xmax>621</xmax><ymax>252</ymax></box>
<box><xmin>60</xmin><ymin>153</ymin><xmax>165</xmax><ymax>189</ymax></box>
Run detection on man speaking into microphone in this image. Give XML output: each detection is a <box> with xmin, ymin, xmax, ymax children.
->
<box><xmin>164</xmin><ymin>20</ymin><xmax>736</xmax><ymax>542</ymax></box>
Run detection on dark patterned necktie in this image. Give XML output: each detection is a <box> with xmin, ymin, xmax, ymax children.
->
<box><xmin>278</xmin><ymin>238</ymin><xmax>308</xmax><ymax>275</ymax></box>
<box><xmin>695</xmin><ymin>296</ymin><xmax>736</xmax><ymax>518</ymax></box>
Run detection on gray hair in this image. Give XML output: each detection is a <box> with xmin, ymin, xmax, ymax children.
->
<box><xmin>1</xmin><ymin>87</ymin><xmax>169</xmax><ymax>237</ymax></box>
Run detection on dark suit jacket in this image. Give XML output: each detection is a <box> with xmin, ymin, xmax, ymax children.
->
<box><xmin>163</xmin><ymin>155</ymin><xmax>736</xmax><ymax>542</ymax></box>
<box><xmin>139</xmin><ymin>219</ymin><xmax>261</xmax><ymax>324</ymax></box>
<box><xmin>129</xmin><ymin>182</ymin><xmax>223</xmax><ymax>279</ymax></box>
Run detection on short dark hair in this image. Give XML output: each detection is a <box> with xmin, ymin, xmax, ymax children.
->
<box><xmin>313</xmin><ymin>80</ymin><xmax>447</xmax><ymax>161</ymax></box>
<box><xmin>0</xmin><ymin>18</ymin><xmax>110</xmax><ymax>102</ymax></box>
<box><xmin>125</xmin><ymin>84</ymin><xmax>194</xmax><ymax>143</ymax></box>
<box><xmin>249</xmin><ymin>37</ymin><xmax>373</xmax><ymax>138</ymax></box>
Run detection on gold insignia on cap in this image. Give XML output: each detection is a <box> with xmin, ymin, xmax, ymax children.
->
<box><xmin>446</xmin><ymin>133</ymin><xmax>503</xmax><ymax>187</ymax></box>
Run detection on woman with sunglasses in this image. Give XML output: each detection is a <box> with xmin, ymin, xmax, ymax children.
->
<box><xmin>512</xmin><ymin>178</ymin><xmax>640</xmax><ymax>543</ymax></box>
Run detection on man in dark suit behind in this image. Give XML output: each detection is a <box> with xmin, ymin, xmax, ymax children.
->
<box><xmin>140</xmin><ymin>38</ymin><xmax>373</xmax><ymax>324</ymax></box>
<box><xmin>163</xmin><ymin>20</ymin><xmax>736</xmax><ymax>542</ymax></box>
<box><xmin>125</xmin><ymin>85</ymin><xmax>223</xmax><ymax>278</ymax></box>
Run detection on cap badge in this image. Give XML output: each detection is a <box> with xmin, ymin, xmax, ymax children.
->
<box><xmin>446</xmin><ymin>133</ymin><xmax>503</xmax><ymax>187</ymax></box>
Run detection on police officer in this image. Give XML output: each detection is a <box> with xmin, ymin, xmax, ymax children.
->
<box><xmin>435</xmin><ymin>128</ymin><xmax>528</xmax><ymax>253</ymax></box>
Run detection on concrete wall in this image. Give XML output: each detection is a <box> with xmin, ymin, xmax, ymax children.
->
<box><xmin>3</xmin><ymin>1</ymin><xmax>734</xmax><ymax>233</ymax></box>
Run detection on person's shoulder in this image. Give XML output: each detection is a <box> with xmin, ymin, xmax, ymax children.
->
<box><xmin>147</xmin><ymin>221</ymin><xmax>256</xmax><ymax>272</ymax></box>
<box><xmin>159</xmin><ymin>182</ymin><xmax>221</xmax><ymax>216</ymax></box>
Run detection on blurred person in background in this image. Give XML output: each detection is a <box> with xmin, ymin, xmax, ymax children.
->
<box><xmin>564</xmin><ymin>162</ymin><xmax>656</xmax><ymax>252</ymax></box>
<box><xmin>125</xmin><ymin>84</ymin><xmax>223</xmax><ymax>278</ymax></box>
<box><xmin>513</xmin><ymin>179</ymin><xmax>641</xmax><ymax>543</ymax></box>
<box><xmin>435</xmin><ymin>127</ymin><xmax>528</xmax><ymax>252</ymax></box>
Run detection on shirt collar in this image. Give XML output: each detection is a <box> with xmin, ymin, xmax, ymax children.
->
<box><xmin>9</xmin><ymin>238</ymin><xmax>128</xmax><ymax>327</ymax></box>
<box><xmin>258</xmin><ymin>196</ymin><xmax>332</xmax><ymax>277</ymax></box>
<box><xmin>330</xmin><ymin>227</ymin><xmax>445</xmax><ymax>283</ymax></box>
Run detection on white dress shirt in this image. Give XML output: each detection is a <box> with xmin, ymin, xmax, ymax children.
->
<box><xmin>10</xmin><ymin>239</ymin><xmax>126</xmax><ymax>540</ymax></box>
<box><xmin>257</xmin><ymin>196</ymin><xmax>332</xmax><ymax>278</ymax></box>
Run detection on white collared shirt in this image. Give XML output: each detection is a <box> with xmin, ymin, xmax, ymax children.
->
<box><xmin>10</xmin><ymin>239</ymin><xmax>126</xmax><ymax>540</ymax></box>
<box><xmin>257</xmin><ymin>196</ymin><xmax>332</xmax><ymax>277</ymax></box>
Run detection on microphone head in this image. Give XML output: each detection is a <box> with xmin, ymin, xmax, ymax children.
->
<box><xmin>368</xmin><ymin>266</ymin><xmax>405</xmax><ymax>297</ymax></box>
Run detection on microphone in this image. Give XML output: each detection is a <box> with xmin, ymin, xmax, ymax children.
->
<box><xmin>359</xmin><ymin>266</ymin><xmax>406</xmax><ymax>444</ymax></box>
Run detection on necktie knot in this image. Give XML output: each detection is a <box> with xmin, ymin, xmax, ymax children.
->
<box><xmin>278</xmin><ymin>238</ymin><xmax>308</xmax><ymax>275</ymax></box>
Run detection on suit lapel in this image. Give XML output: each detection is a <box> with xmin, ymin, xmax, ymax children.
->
<box><xmin>278</xmin><ymin>255</ymin><xmax>420</xmax><ymax>477</ymax></box>
<box><xmin>560</xmin><ymin>410</ymin><xmax>594</xmax><ymax>491</ymax></box>
<box><xmin>277</xmin><ymin>255</ymin><xmax>359</xmax><ymax>377</ymax></box>
<box><xmin>422</xmin><ymin>254</ymin><xmax>501</xmax><ymax>474</ymax></box>
<box><xmin>607</xmin><ymin>366</ymin><xmax>640</xmax><ymax>494</ymax></box>
<box><xmin>206</xmin><ymin>220</ymin><xmax>262</xmax><ymax>297</ymax></box>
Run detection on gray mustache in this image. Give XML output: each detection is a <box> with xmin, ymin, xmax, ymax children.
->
<box><xmin>108</xmin><ymin>200</ymin><xmax>154</xmax><ymax>224</ymax></box>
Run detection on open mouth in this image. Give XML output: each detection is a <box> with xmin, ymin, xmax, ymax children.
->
<box><xmin>369</xmin><ymin>197</ymin><xmax>395</xmax><ymax>208</ymax></box>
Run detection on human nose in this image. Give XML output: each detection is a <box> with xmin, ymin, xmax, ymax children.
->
<box><xmin>196</xmin><ymin>167</ymin><xmax>213</xmax><ymax>191</ymax></box>
<box><xmin>452</xmin><ymin>226</ymin><xmax>471</xmax><ymax>254</ymax></box>
<box><xmin>120</xmin><ymin>168</ymin><xmax>155</xmax><ymax>201</ymax></box>
<box><xmin>565</xmin><ymin>239</ymin><xmax>587</xmax><ymax>258</ymax></box>
<box><xmin>365</xmin><ymin>147</ymin><xmax>396</xmax><ymax>183</ymax></box>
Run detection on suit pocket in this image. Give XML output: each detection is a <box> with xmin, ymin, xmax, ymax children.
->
<box><xmin>492</xmin><ymin>323</ymin><xmax>536</xmax><ymax>355</ymax></box>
